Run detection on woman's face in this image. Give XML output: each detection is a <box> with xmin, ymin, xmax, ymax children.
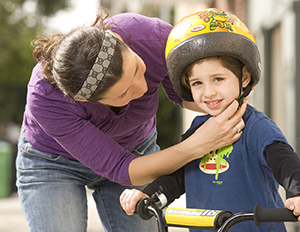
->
<box><xmin>189</xmin><ymin>58</ymin><xmax>250</xmax><ymax>116</ymax></box>
<box><xmin>99</xmin><ymin>48</ymin><xmax>147</xmax><ymax>107</ymax></box>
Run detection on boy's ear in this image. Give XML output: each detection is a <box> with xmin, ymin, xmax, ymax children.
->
<box><xmin>242</xmin><ymin>66</ymin><xmax>251</xmax><ymax>88</ymax></box>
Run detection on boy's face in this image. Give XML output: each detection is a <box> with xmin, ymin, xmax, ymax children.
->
<box><xmin>189</xmin><ymin>58</ymin><xmax>249</xmax><ymax>116</ymax></box>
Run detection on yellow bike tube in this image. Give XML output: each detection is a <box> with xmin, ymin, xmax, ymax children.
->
<box><xmin>163</xmin><ymin>207</ymin><xmax>232</xmax><ymax>230</ymax></box>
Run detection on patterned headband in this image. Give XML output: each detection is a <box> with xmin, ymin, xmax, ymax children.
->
<box><xmin>74</xmin><ymin>31</ymin><xmax>117</xmax><ymax>100</ymax></box>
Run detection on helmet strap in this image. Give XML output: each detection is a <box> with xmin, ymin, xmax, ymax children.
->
<box><xmin>238</xmin><ymin>85</ymin><xmax>251</xmax><ymax>106</ymax></box>
<box><xmin>237</xmin><ymin>68</ymin><xmax>251</xmax><ymax>106</ymax></box>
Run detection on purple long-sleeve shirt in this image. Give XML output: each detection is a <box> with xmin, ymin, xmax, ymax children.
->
<box><xmin>22</xmin><ymin>13</ymin><xmax>182</xmax><ymax>186</ymax></box>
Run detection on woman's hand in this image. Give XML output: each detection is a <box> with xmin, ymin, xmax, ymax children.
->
<box><xmin>186</xmin><ymin>100</ymin><xmax>247</xmax><ymax>159</ymax></box>
<box><xmin>285</xmin><ymin>195</ymin><xmax>300</xmax><ymax>220</ymax></box>
<box><xmin>120</xmin><ymin>189</ymin><xmax>149</xmax><ymax>215</ymax></box>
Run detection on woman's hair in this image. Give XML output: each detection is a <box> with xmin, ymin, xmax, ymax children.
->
<box><xmin>183</xmin><ymin>56</ymin><xmax>244</xmax><ymax>88</ymax></box>
<box><xmin>31</xmin><ymin>8</ymin><xmax>128</xmax><ymax>103</ymax></box>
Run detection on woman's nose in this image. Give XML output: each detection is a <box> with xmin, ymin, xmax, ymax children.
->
<box><xmin>133</xmin><ymin>76</ymin><xmax>148</xmax><ymax>96</ymax></box>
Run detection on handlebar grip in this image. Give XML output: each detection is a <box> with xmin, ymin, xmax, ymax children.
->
<box><xmin>254</xmin><ymin>204</ymin><xmax>298</xmax><ymax>226</ymax></box>
<box><xmin>135</xmin><ymin>198</ymin><xmax>155</xmax><ymax>220</ymax></box>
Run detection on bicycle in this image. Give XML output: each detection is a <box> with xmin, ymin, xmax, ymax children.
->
<box><xmin>135</xmin><ymin>190</ymin><xmax>299</xmax><ymax>232</ymax></box>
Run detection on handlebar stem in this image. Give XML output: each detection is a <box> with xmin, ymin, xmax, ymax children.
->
<box><xmin>148</xmin><ymin>206</ymin><xmax>168</xmax><ymax>232</ymax></box>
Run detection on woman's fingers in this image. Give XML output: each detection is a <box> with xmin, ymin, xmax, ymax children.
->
<box><xmin>216</xmin><ymin>100</ymin><xmax>247</xmax><ymax>142</ymax></box>
<box><xmin>193</xmin><ymin>100</ymin><xmax>247</xmax><ymax>153</ymax></box>
<box><xmin>219</xmin><ymin>100</ymin><xmax>247</xmax><ymax>125</ymax></box>
<box><xmin>229</xmin><ymin>100</ymin><xmax>247</xmax><ymax>126</ymax></box>
<box><xmin>217</xmin><ymin>99</ymin><xmax>240</xmax><ymax>121</ymax></box>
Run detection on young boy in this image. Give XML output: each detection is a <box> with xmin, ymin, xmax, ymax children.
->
<box><xmin>120</xmin><ymin>9</ymin><xmax>300</xmax><ymax>232</ymax></box>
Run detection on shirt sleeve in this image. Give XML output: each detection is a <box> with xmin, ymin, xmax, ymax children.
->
<box><xmin>265</xmin><ymin>141</ymin><xmax>300</xmax><ymax>198</ymax></box>
<box><xmin>27</xmin><ymin>85</ymin><xmax>136</xmax><ymax>186</ymax></box>
<box><xmin>143</xmin><ymin>167</ymin><xmax>185</xmax><ymax>206</ymax></box>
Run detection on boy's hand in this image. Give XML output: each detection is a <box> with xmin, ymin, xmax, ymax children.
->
<box><xmin>284</xmin><ymin>195</ymin><xmax>300</xmax><ymax>220</ymax></box>
<box><xmin>120</xmin><ymin>189</ymin><xmax>149</xmax><ymax>215</ymax></box>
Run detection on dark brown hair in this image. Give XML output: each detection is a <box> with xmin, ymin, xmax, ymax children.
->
<box><xmin>31</xmin><ymin>8</ymin><xmax>128</xmax><ymax>103</ymax></box>
<box><xmin>183</xmin><ymin>56</ymin><xmax>244</xmax><ymax>88</ymax></box>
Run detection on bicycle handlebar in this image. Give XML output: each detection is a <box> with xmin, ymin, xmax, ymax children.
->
<box><xmin>164</xmin><ymin>207</ymin><xmax>232</xmax><ymax>231</ymax></box>
<box><xmin>253</xmin><ymin>204</ymin><xmax>297</xmax><ymax>226</ymax></box>
<box><xmin>217</xmin><ymin>205</ymin><xmax>297</xmax><ymax>232</ymax></box>
<box><xmin>135</xmin><ymin>196</ymin><xmax>298</xmax><ymax>232</ymax></box>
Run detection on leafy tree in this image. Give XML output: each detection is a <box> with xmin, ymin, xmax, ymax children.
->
<box><xmin>0</xmin><ymin>0</ymin><xmax>69</xmax><ymax>140</ymax></box>
<box><xmin>157</xmin><ymin>86</ymin><xmax>182</xmax><ymax>149</ymax></box>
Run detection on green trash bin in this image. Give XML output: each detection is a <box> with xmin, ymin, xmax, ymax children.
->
<box><xmin>0</xmin><ymin>141</ymin><xmax>12</xmax><ymax>198</ymax></box>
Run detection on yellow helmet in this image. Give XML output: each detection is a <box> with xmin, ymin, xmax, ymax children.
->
<box><xmin>166</xmin><ymin>8</ymin><xmax>261</xmax><ymax>101</ymax></box>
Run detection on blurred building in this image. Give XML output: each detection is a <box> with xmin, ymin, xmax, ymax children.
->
<box><xmin>247</xmin><ymin>0</ymin><xmax>300</xmax><ymax>154</ymax></box>
<box><xmin>247</xmin><ymin>3</ymin><xmax>300</xmax><ymax>231</ymax></box>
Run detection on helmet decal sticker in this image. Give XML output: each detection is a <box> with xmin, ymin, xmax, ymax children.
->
<box><xmin>198</xmin><ymin>9</ymin><xmax>235</xmax><ymax>32</ymax></box>
<box><xmin>191</xmin><ymin>25</ymin><xmax>206</xmax><ymax>32</ymax></box>
<box><xmin>258</xmin><ymin>62</ymin><xmax>262</xmax><ymax>71</ymax></box>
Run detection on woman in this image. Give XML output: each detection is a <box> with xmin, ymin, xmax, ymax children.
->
<box><xmin>16</xmin><ymin>9</ymin><xmax>246</xmax><ymax>232</ymax></box>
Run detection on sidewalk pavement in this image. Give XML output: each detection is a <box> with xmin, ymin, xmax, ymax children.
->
<box><xmin>0</xmin><ymin>190</ymin><xmax>104</xmax><ymax>232</ymax></box>
<box><xmin>0</xmin><ymin>190</ymin><xmax>187</xmax><ymax>232</ymax></box>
